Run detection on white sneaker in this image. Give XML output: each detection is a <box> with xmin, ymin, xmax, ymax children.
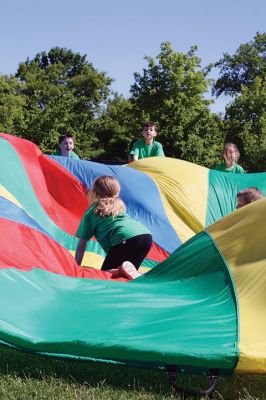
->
<box><xmin>119</xmin><ymin>261</ymin><xmax>142</xmax><ymax>280</ymax></box>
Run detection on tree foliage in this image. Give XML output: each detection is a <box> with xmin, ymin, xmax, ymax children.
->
<box><xmin>224</xmin><ymin>77</ymin><xmax>266</xmax><ymax>171</ymax></box>
<box><xmin>0</xmin><ymin>39</ymin><xmax>265</xmax><ymax>171</ymax></box>
<box><xmin>213</xmin><ymin>32</ymin><xmax>266</xmax><ymax>97</ymax></box>
<box><xmin>94</xmin><ymin>94</ymin><xmax>137</xmax><ymax>161</ymax></box>
<box><xmin>14</xmin><ymin>47</ymin><xmax>112</xmax><ymax>157</ymax></box>
<box><xmin>0</xmin><ymin>75</ymin><xmax>26</xmax><ymax>135</ymax></box>
<box><xmin>213</xmin><ymin>33</ymin><xmax>266</xmax><ymax>171</ymax></box>
<box><xmin>130</xmin><ymin>42</ymin><xmax>224</xmax><ymax>166</ymax></box>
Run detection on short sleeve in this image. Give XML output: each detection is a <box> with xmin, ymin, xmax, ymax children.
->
<box><xmin>214</xmin><ymin>163</ymin><xmax>222</xmax><ymax>171</ymax></box>
<box><xmin>71</xmin><ymin>151</ymin><xmax>80</xmax><ymax>159</ymax></box>
<box><xmin>237</xmin><ymin>165</ymin><xmax>245</xmax><ymax>174</ymax></box>
<box><xmin>76</xmin><ymin>207</ymin><xmax>94</xmax><ymax>240</ymax></box>
<box><xmin>129</xmin><ymin>141</ymin><xmax>140</xmax><ymax>156</ymax></box>
<box><xmin>154</xmin><ymin>142</ymin><xmax>165</xmax><ymax>157</ymax></box>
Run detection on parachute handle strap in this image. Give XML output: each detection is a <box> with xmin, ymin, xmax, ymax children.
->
<box><xmin>166</xmin><ymin>365</ymin><xmax>219</xmax><ymax>397</ymax></box>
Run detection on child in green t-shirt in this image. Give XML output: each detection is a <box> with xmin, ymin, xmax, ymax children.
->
<box><xmin>53</xmin><ymin>133</ymin><xmax>80</xmax><ymax>159</ymax></box>
<box><xmin>129</xmin><ymin>121</ymin><xmax>165</xmax><ymax>162</ymax></box>
<box><xmin>215</xmin><ymin>142</ymin><xmax>244</xmax><ymax>173</ymax></box>
<box><xmin>75</xmin><ymin>175</ymin><xmax>152</xmax><ymax>280</ymax></box>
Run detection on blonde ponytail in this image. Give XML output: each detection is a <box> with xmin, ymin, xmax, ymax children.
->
<box><xmin>95</xmin><ymin>197</ymin><xmax>125</xmax><ymax>217</ymax></box>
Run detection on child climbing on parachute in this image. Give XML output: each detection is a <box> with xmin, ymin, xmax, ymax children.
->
<box><xmin>215</xmin><ymin>142</ymin><xmax>244</xmax><ymax>173</ymax></box>
<box><xmin>75</xmin><ymin>175</ymin><xmax>152</xmax><ymax>280</ymax></box>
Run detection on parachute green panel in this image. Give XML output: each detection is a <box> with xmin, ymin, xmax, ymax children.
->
<box><xmin>0</xmin><ymin>132</ymin><xmax>266</xmax><ymax>376</ymax></box>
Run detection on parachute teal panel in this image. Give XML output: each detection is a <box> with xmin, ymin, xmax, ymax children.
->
<box><xmin>207</xmin><ymin>169</ymin><xmax>266</xmax><ymax>226</ymax></box>
<box><xmin>0</xmin><ymin>132</ymin><xmax>265</xmax><ymax>375</ymax></box>
<box><xmin>0</xmin><ymin>232</ymin><xmax>238</xmax><ymax>374</ymax></box>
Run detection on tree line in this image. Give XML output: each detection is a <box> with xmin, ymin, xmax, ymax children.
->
<box><xmin>0</xmin><ymin>33</ymin><xmax>265</xmax><ymax>171</ymax></box>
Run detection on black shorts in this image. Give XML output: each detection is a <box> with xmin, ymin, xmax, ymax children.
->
<box><xmin>101</xmin><ymin>234</ymin><xmax>152</xmax><ymax>271</ymax></box>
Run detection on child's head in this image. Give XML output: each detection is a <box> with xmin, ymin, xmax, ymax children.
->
<box><xmin>236</xmin><ymin>187</ymin><xmax>263</xmax><ymax>209</ymax></box>
<box><xmin>58</xmin><ymin>133</ymin><xmax>75</xmax><ymax>155</ymax></box>
<box><xmin>92</xmin><ymin>175</ymin><xmax>120</xmax><ymax>199</ymax></box>
<box><xmin>222</xmin><ymin>142</ymin><xmax>240</xmax><ymax>164</ymax></box>
<box><xmin>142</xmin><ymin>121</ymin><xmax>157</xmax><ymax>144</ymax></box>
<box><xmin>91</xmin><ymin>176</ymin><xmax>125</xmax><ymax>217</ymax></box>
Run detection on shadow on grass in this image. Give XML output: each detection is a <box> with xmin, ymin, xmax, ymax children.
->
<box><xmin>0</xmin><ymin>347</ymin><xmax>172</xmax><ymax>395</ymax></box>
<box><xmin>0</xmin><ymin>347</ymin><xmax>266</xmax><ymax>400</ymax></box>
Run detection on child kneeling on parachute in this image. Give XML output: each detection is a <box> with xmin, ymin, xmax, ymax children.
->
<box><xmin>75</xmin><ymin>175</ymin><xmax>152</xmax><ymax>280</ymax></box>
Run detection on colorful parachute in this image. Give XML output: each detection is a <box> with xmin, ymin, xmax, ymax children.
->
<box><xmin>0</xmin><ymin>132</ymin><xmax>265</xmax><ymax>379</ymax></box>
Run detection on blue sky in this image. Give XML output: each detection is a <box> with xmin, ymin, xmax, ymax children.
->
<box><xmin>1</xmin><ymin>0</ymin><xmax>265</xmax><ymax>113</ymax></box>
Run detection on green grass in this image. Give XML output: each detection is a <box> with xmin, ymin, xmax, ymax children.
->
<box><xmin>0</xmin><ymin>347</ymin><xmax>265</xmax><ymax>400</ymax></box>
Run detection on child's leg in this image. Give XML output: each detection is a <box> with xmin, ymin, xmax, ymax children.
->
<box><xmin>122</xmin><ymin>234</ymin><xmax>153</xmax><ymax>269</ymax></box>
<box><xmin>101</xmin><ymin>245</ymin><xmax>128</xmax><ymax>270</ymax></box>
<box><xmin>101</xmin><ymin>234</ymin><xmax>152</xmax><ymax>271</ymax></box>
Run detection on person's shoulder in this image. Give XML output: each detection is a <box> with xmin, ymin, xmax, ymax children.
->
<box><xmin>235</xmin><ymin>164</ymin><xmax>245</xmax><ymax>173</ymax></box>
<box><xmin>154</xmin><ymin>140</ymin><xmax>163</xmax><ymax>147</ymax></box>
<box><xmin>70</xmin><ymin>151</ymin><xmax>80</xmax><ymax>159</ymax></box>
<box><xmin>52</xmin><ymin>149</ymin><xmax>61</xmax><ymax>156</ymax></box>
<box><xmin>82</xmin><ymin>204</ymin><xmax>95</xmax><ymax>216</ymax></box>
<box><xmin>214</xmin><ymin>162</ymin><xmax>225</xmax><ymax>171</ymax></box>
<box><xmin>135</xmin><ymin>139</ymin><xmax>145</xmax><ymax>145</ymax></box>
<box><xmin>131</xmin><ymin>139</ymin><xmax>145</xmax><ymax>149</ymax></box>
<box><xmin>89</xmin><ymin>203</ymin><xmax>96</xmax><ymax>212</ymax></box>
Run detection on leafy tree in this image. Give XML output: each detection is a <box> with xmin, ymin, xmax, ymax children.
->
<box><xmin>130</xmin><ymin>42</ymin><xmax>224</xmax><ymax>166</ymax></box>
<box><xmin>213</xmin><ymin>32</ymin><xmax>266</xmax><ymax>97</ymax></box>
<box><xmin>224</xmin><ymin>77</ymin><xmax>266</xmax><ymax>171</ymax></box>
<box><xmin>95</xmin><ymin>94</ymin><xmax>138</xmax><ymax>162</ymax></box>
<box><xmin>0</xmin><ymin>75</ymin><xmax>26</xmax><ymax>135</ymax></box>
<box><xmin>15</xmin><ymin>47</ymin><xmax>112</xmax><ymax>157</ymax></box>
<box><xmin>213</xmin><ymin>33</ymin><xmax>266</xmax><ymax>171</ymax></box>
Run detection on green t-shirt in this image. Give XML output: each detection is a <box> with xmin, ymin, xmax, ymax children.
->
<box><xmin>214</xmin><ymin>162</ymin><xmax>245</xmax><ymax>174</ymax></box>
<box><xmin>130</xmin><ymin>139</ymin><xmax>165</xmax><ymax>159</ymax></box>
<box><xmin>53</xmin><ymin>149</ymin><xmax>80</xmax><ymax>159</ymax></box>
<box><xmin>76</xmin><ymin>204</ymin><xmax>151</xmax><ymax>253</ymax></box>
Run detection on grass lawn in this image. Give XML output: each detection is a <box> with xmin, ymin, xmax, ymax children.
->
<box><xmin>0</xmin><ymin>347</ymin><xmax>265</xmax><ymax>399</ymax></box>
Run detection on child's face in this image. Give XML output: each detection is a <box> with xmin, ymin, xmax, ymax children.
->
<box><xmin>60</xmin><ymin>138</ymin><xmax>74</xmax><ymax>153</ymax></box>
<box><xmin>224</xmin><ymin>146</ymin><xmax>238</xmax><ymax>163</ymax></box>
<box><xmin>142</xmin><ymin>125</ymin><xmax>157</xmax><ymax>143</ymax></box>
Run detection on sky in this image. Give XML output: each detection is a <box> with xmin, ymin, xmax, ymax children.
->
<box><xmin>0</xmin><ymin>0</ymin><xmax>265</xmax><ymax>113</ymax></box>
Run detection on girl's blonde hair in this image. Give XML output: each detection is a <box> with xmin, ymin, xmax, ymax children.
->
<box><xmin>91</xmin><ymin>175</ymin><xmax>126</xmax><ymax>217</ymax></box>
<box><xmin>222</xmin><ymin>142</ymin><xmax>240</xmax><ymax>162</ymax></box>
